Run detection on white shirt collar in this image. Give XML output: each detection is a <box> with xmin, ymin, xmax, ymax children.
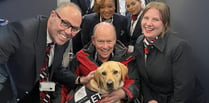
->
<box><xmin>47</xmin><ymin>31</ymin><xmax>53</xmax><ymax>44</ymax></box>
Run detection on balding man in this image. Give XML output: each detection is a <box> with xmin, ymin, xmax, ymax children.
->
<box><xmin>58</xmin><ymin>22</ymin><xmax>140</xmax><ymax>103</ymax></box>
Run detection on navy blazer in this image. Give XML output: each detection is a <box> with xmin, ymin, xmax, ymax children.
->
<box><xmin>127</xmin><ymin>15</ymin><xmax>142</xmax><ymax>46</ymax></box>
<box><xmin>135</xmin><ymin>34</ymin><xmax>207</xmax><ymax>103</ymax></box>
<box><xmin>81</xmin><ymin>13</ymin><xmax>130</xmax><ymax>46</ymax></box>
<box><xmin>0</xmin><ymin>16</ymin><xmax>77</xmax><ymax>102</ymax></box>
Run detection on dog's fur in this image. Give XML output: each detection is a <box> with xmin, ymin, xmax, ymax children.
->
<box><xmin>88</xmin><ymin>61</ymin><xmax>128</xmax><ymax>95</ymax></box>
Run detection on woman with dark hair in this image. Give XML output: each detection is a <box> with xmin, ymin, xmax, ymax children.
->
<box><xmin>125</xmin><ymin>0</ymin><xmax>144</xmax><ymax>52</ymax></box>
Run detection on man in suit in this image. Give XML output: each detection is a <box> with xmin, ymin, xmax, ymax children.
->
<box><xmin>0</xmin><ymin>2</ymin><xmax>94</xmax><ymax>103</ymax></box>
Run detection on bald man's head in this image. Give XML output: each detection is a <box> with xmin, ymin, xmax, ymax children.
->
<box><xmin>92</xmin><ymin>22</ymin><xmax>116</xmax><ymax>39</ymax></box>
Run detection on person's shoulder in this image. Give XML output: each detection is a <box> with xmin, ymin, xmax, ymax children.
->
<box><xmin>13</xmin><ymin>15</ymin><xmax>47</xmax><ymax>26</ymax></box>
<box><xmin>135</xmin><ymin>35</ymin><xmax>144</xmax><ymax>45</ymax></box>
<box><xmin>167</xmin><ymin>33</ymin><xmax>189</xmax><ymax>45</ymax></box>
<box><xmin>11</xmin><ymin>15</ymin><xmax>48</xmax><ymax>33</ymax></box>
<box><xmin>166</xmin><ymin>33</ymin><xmax>191</xmax><ymax>51</ymax></box>
<box><xmin>113</xmin><ymin>13</ymin><xmax>128</xmax><ymax>25</ymax></box>
<box><xmin>83</xmin><ymin>13</ymin><xmax>98</xmax><ymax>23</ymax></box>
<box><xmin>113</xmin><ymin>13</ymin><xmax>127</xmax><ymax>18</ymax></box>
<box><xmin>37</xmin><ymin>15</ymin><xmax>48</xmax><ymax>21</ymax></box>
<box><xmin>83</xmin><ymin>13</ymin><xmax>97</xmax><ymax>19</ymax></box>
<box><xmin>114</xmin><ymin>13</ymin><xmax>129</xmax><ymax>23</ymax></box>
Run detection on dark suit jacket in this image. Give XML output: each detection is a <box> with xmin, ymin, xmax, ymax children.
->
<box><xmin>135</xmin><ymin>34</ymin><xmax>208</xmax><ymax>103</ymax></box>
<box><xmin>127</xmin><ymin>16</ymin><xmax>142</xmax><ymax>46</ymax></box>
<box><xmin>0</xmin><ymin>16</ymin><xmax>77</xmax><ymax>102</ymax></box>
<box><xmin>81</xmin><ymin>13</ymin><xmax>129</xmax><ymax>46</ymax></box>
<box><xmin>71</xmin><ymin>0</ymin><xmax>94</xmax><ymax>16</ymax></box>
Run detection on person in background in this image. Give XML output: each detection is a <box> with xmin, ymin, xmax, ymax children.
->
<box><xmin>115</xmin><ymin>0</ymin><xmax>146</xmax><ymax>16</ymax></box>
<box><xmin>115</xmin><ymin>0</ymin><xmax>126</xmax><ymax>16</ymax></box>
<box><xmin>81</xmin><ymin>0</ymin><xmax>130</xmax><ymax>47</ymax></box>
<box><xmin>125</xmin><ymin>0</ymin><xmax>144</xmax><ymax>53</ymax></box>
<box><xmin>71</xmin><ymin>0</ymin><xmax>95</xmax><ymax>16</ymax></box>
<box><xmin>134</xmin><ymin>1</ymin><xmax>208</xmax><ymax>103</ymax></box>
<box><xmin>59</xmin><ymin>22</ymin><xmax>140</xmax><ymax>103</ymax></box>
<box><xmin>0</xmin><ymin>2</ymin><xmax>93</xmax><ymax>103</ymax></box>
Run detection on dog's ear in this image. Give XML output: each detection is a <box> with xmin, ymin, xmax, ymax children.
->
<box><xmin>118</xmin><ymin>62</ymin><xmax>128</xmax><ymax>81</ymax></box>
<box><xmin>94</xmin><ymin>67</ymin><xmax>102</xmax><ymax>88</ymax></box>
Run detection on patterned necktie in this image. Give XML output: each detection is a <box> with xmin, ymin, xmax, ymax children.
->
<box><xmin>131</xmin><ymin>15</ymin><xmax>138</xmax><ymax>21</ymax></box>
<box><xmin>40</xmin><ymin>42</ymin><xmax>54</xmax><ymax>103</ymax></box>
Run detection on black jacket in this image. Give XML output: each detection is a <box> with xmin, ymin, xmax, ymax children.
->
<box><xmin>135</xmin><ymin>33</ymin><xmax>208</xmax><ymax>103</ymax></box>
<box><xmin>0</xmin><ymin>16</ymin><xmax>77</xmax><ymax>103</ymax></box>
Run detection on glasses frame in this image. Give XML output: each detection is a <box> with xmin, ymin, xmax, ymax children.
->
<box><xmin>55</xmin><ymin>11</ymin><xmax>81</xmax><ymax>33</ymax></box>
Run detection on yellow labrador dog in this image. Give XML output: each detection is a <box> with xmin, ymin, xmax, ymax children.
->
<box><xmin>67</xmin><ymin>61</ymin><xmax>128</xmax><ymax>103</ymax></box>
<box><xmin>87</xmin><ymin>61</ymin><xmax>128</xmax><ymax>102</ymax></box>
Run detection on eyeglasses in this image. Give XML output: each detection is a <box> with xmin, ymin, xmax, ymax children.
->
<box><xmin>55</xmin><ymin>11</ymin><xmax>81</xmax><ymax>33</ymax></box>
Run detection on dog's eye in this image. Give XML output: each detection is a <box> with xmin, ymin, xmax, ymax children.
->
<box><xmin>102</xmin><ymin>72</ymin><xmax>106</xmax><ymax>76</ymax></box>
<box><xmin>113</xmin><ymin>70</ymin><xmax>118</xmax><ymax>74</ymax></box>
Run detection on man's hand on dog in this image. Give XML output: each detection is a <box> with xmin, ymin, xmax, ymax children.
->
<box><xmin>100</xmin><ymin>88</ymin><xmax>126</xmax><ymax>103</ymax></box>
<box><xmin>80</xmin><ymin>71</ymin><xmax>95</xmax><ymax>84</ymax></box>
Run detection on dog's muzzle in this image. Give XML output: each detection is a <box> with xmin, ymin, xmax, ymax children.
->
<box><xmin>107</xmin><ymin>80</ymin><xmax>114</xmax><ymax>91</ymax></box>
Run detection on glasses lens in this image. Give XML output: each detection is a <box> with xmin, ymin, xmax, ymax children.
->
<box><xmin>60</xmin><ymin>20</ymin><xmax>69</xmax><ymax>29</ymax></box>
<box><xmin>59</xmin><ymin>17</ymin><xmax>80</xmax><ymax>33</ymax></box>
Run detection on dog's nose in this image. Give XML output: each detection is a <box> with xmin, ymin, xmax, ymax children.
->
<box><xmin>107</xmin><ymin>80</ymin><xmax>113</xmax><ymax>88</ymax></box>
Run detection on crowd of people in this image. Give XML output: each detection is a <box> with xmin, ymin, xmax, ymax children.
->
<box><xmin>0</xmin><ymin>0</ymin><xmax>208</xmax><ymax>103</ymax></box>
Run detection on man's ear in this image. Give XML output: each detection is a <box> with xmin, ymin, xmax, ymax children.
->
<box><xmin>50</xmin><ymin>10</ymin><xmax>56</xmax><ymax>17</ymax></box>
